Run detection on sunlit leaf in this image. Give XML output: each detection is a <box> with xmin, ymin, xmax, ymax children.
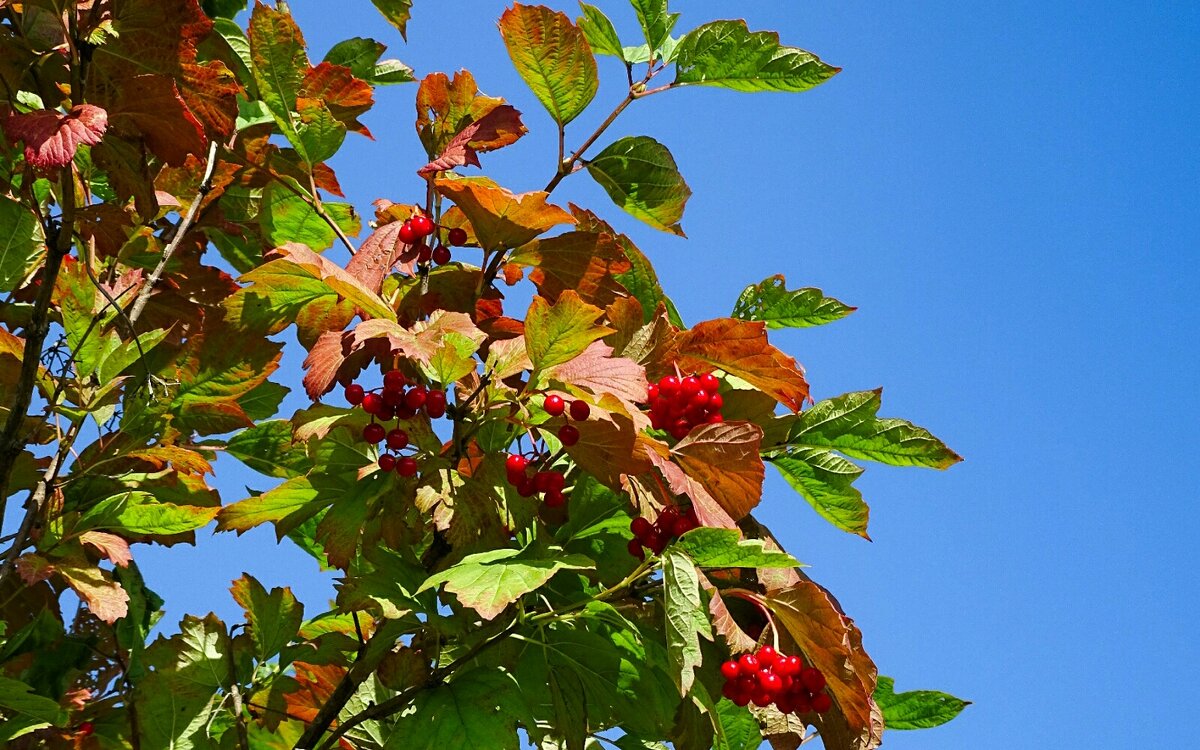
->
<box><xmin>733</xmin><ymin>276</ymin><xmax>855</xmax><ymax>329</ymax></box>
<box><xmin>230</xmin><ymin>573</ymin><xmax>304</xmax><ymax>662</ymax></box>
<box><xmin>525</xmin><ymin>291</ymin><xmax>614</xmax><ymax>373</ymax></box>
<box><xmin>577</xmin><ymin>3</ymin><xmax>624</xmax><ymax>59</ymax></box>
<box><xmin>434</xmin><ymin>176</ymin><xmax>574</xmax><ymax>251</ymax></box>
<box><xmin>673</xmin><ymin>527</ymin><xmax>800</xmax><ymax>569</ymax></box>
<box><xmin>587</xmin><ymin>136</ymin><xmax>691</xmax><ymax>235</ymax></box>
<box><xmin>662</xmin><ymin>547</ymin><xmax>711</xmax><ymax>695</ymax></box>
<box><xmin>873</xmin><ymin>676</ymin><xmax>969</xmax><ymax>730</ymax></box>
<box><xmin>674</xmin><ymin>20</ymin><xmax>840</xmax><ymax>93</ymax></box>
<box><xmin>419</xmin><ymin>546</ymin><xmax>592</xmax><ymax>621</ymax></box>
<box><xmin>667</xmin><ymin>318</ymin><xmax>809</xmax><ymax>411</ymax></box>
<box><xmin>499</xmin><ymin>4</ymin><xmax>598</xmax><ymax>125</ymax></box>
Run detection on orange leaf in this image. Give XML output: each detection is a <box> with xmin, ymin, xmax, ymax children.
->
<box><xmin>434</xmin><ymin>176</ymin><xmax>574</xmax><ymax>251</ymax></box>
<box><xmin>643</xmin><ymin>445</ymin><xmax>738</xmax><ymax>529</ymax></box>
<box><xmin>670</xmin><ymin>421</ymin><xmax>765</xmax><ymax>521</ymax></box>
<box><xmin>416</xmin><ymin>70</ymin><xmax>524</xmax><ymax>157</ymax></box>
<box><xmin>81</xmin><ymin>531</ymin><xmax>133</xmax><ymax>568</ymax></box>
<box><xmin>58</xmin><ymin>562</ymin><xmax>130</xmax><ymax>624</ymax></box>
<box><xmin>418</xmin><ymin>104</ymin><xmax>527</xmax><ymax>176</ymax></box>
<box><xmin>507</xmin><ymin>230</ymin><xmax>631</xmax><ymax>307</ymax></box>
<box><xmin>347</xmin><ymin>220</ymin><xmax>409</xmax><ymax>294</ymax></box>
<box><xmin>303</xmin><ymin>61</ymin><xmax>374</xmax><ymax>137</ymax></box>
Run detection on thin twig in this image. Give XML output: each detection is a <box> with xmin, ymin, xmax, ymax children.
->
<box><xmin>309</xmin><ymin>171</ymin><xmax>358</xmax><ymax>256</ymax></box>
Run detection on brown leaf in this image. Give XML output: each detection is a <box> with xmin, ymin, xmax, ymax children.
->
<box><xmin>671</xmin><ymin>421</ymin><xmax>765</xmax><ymax>521</ymax></box>
<box><xmin>434</xmin><ymin>176</ymin><xmax>574</xmax><ymax>251</ymax></box>
<box><xmin>418</xmin><ymin>104</ymin><xmax>526</xmax><ymax>176</ymax></box>
<box><xmin>57</xmin><ymin>562</ymin><xmax>130</xmax><ymax>624</ymax></box>
<box><xmin>5</xmin><ymin>104</ymin><xmax>107</xmax><ymax>169</ymax></box>
<box><xmin>284</xmin><ymin>661</ymin><xmax>348</xmax><ymax>724</ymax></box>
<box><xmin>667</xmin><ymin>318</ymin><xmax>810</xmax><ymax>411</ymax></box>
<box><xmin>562</xmin><ymin>412</ymin><xmax>646</xmax><ymax>490</ymax></box>
<box><xmin>416</xmin><ymin>70</ymin><xmax>523</xmax><ymax>158</ymax></box>
<box><xmin>506</xmin><ymin>230</ymin><xmax>631</xmax><ymax>307</ymax></box>
<box><xmin>643</xmin><ymin>445</ymin><xmax>738</xmax><ymax>530</ymax></box>
<box><xmin>347</xmin><ymin>220</ymin><xmax>408</xmax><ymax>294</ymax></box>
<box><xmin>302</xmin><ymin>330</ymin><xmax>351</xmax><ymax>400</ymax></box>
<box><xmin>302</xmin><ymin>61</ymin><xmax>374</xmax><ymax>137</ymax></box>
<box><xmin>546</xmin><ymin>341</ymin><xmax>648</xmax><ymax>429</ymax></box>
<box><xmin>766</xmin><ymin>579</ymin><xmax>882</xmax><ymax>750</ymax></box>
<box><xmin>700</xmin><ymin>572</ymin><xmax>758</xmax><ymax>653</ymax></box>
<box><xmin>180</xmin><ymin>60</ymin><xmax>240</xmax><ymax>138</ymax></box>
<box><xmin>81</xmin><ymin>531</ymin><xmax>133</xmax><ymax>568</ymax></box>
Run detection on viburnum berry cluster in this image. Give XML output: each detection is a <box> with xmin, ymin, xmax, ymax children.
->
<box><xmin>646</xmin><ymin>371</ymin><xmax>725</xmax><ymax>439</ymax></box>
<box><xmin>720</xmin><ymin>646</ymin><xmax>833</xmax><ymax>714</ymax></box>
<box><xmin>543</xmin><ymin>393</ymin><xmax>590</xmax><ymax>446</ymax></box>
<box><xmin>344</xmin><ymin>371</ymin><xmax>448</xmax><ymax>478</ymax></box>
<box><xmin>627</xmin><ymin>504</ymin><xmax>700</xmax><ymax>559</ymax></box>
<box><xmin>505</xmin><ymin>453</ymin><xmax>568</xmax><ymax>507</ymax></box>
<box><xmin>397</xmin><ymin>211</ymin><xmax>469</xmax><ymax>266</ymax></box>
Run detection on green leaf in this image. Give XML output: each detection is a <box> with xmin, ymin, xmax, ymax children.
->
<box><xmin>733</xmin><ymin>276</ymin><xmax>855</xmax><ymax>328</ymax></box>
<box><xmin>201</xmin><ymin>0</ymin><xmax>247</xmax><ymax>19</ymax></box>
<box><xmin>0</xmin><ymin>196</ymin><xmax>45</xmax><ymax>294</ymax></box>
<box><xmin>96</xmin><ymin>328</ymin><xmax>170</xmax><ymax>384</ymax></box>
<box><xmin>789</xmin><ymin>390</ymin><xmax>963</xmax><ymax>469</ymax></box>
<box><xmin>384</xmin><ymin>667</ymin><xmax>527</xmax><ymax>749</ymax></box>
<box><xmin>230</xmin><ymin>574</ymin><xmax>304</xmax><ymax>662</ymax></box>
<box><xmin>79</xmin><ymin>491</ymin><xmax>218</xmax><ymax>536</ymax></box>
<box><xmin>499</xmin><ymin>4</ymin><xmax>598</xmax><ymax>126</ymax></box>
<box><xmin>767</xmin><ymin>447</ymin><xmax>868</xmax><ymax>537</ymax></box>
<box><xmin>261</xmin><ymin>181</ymin><xmax>360</xmax><ymax>252</ymax></box>
<box><xmin>525</xmin><ymin>291</ymin><xmax>614</xmax><ymax>373</ymax></box>
<box><xmin>293</xmin><ymin>98</ymin><xmax>347</xmax><ymax>166</ymax></box>
<box><xmin>577</xmin><ymin>3</ymin><xmax>624</xmax><ymax>59</ymax></box>
<box><xmin>419</xmin><ymin>546</ymin><xmax>593</xmax><ymax>620</ymax></box>
<box><xmin>226</xmin><ymin>420</ymin><xmax>309</xmax><ymax>478</ymax></box>
<box><xmin>874</xmin><ymin>676</ymin><xmax>969</xmax><ymax>730</ymax></box>
<box><xmin>673</xmin><ymin>20</ymin><xmax>840</xmax><ymax>93</ymax></box>
<box><xmin>370</xmin><ymin>0</ymin><xmax>414</xmax><ymax>40</ymax></box>
<box><xmin>216</xmin><ymin>476</ymin><xmax>324</xmax><ymax>534</ymax></box>
<box><xmin>238</xmin><ymin>379</ymin><xmax>289</xmax><ymax>421</ymax></box>
<box><xmin>712</xmin><ymin>697</ymin><xmax>763</xmax><ymax>750</ymax></box>
<box><xmin>673</xmin><ymin>527</ymin><xmax>801</xmax><ymax>569</ymax></box>
<box><xmin>662</xmin><ymin>547</ymin><xmax>711</xmax><ymax>695</ymax></box>
<box><xmin>630</xmin><ymin>0</ymin><xmax>679</xmax><ymax>54</ymax></box>
<box><xmin>324</xmin><ymin>37</ymin><xmax>414</xmax><ymax>85</ymax></box>
<box><xmin>0</xmin><ymin>676</ymin><xmax>67</xmax><ymax>738</ymax></box>
<box><xmin>587</xmin><ymin>136</ymin><xmax>691</xmax><ymax>235</ymax></box>
<box><xmin>248</xmin><ymin>3</ymin><xmax>310</xmax><ymax>157</ymax></box>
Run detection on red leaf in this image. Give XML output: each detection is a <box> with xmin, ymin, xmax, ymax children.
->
<box><xmin>417</xmin><ymin>104</ymin><xmax>526</xmax><ymax>176</ymax></box>
<box><xmin>81</xmin><ymin>531</ymin><xmax>134</xmax><ymax>568</ymax></box>
<box><xmin>302</xmin><ymin>61</ymin><xmax>374</xmax><ymax>137</ymax></box>
<box><xmin>5</xmin><ymin>105</ymin><xmax>108</xmax><ymax>169</ymax></box>
<box><xmin>346</xmin><ymin>220</ymin><xmax>408</xmax><ymax>294</ymax></box>
<box><xmin>111</xmin><ymin>74</ymin><xmax>206</xmax><ymax>166</ymax></box>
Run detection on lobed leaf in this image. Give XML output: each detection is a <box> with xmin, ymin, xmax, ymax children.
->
<box><xmin>418</xmin><ymin>546</ymin><xmax>593</xmax><ymax>621</ymax></box>
<box><xmin>673</xmin><ymin>20</ymin><xmax>840</xmax><ymax>93</ymax></box>
<box><xmin>434</xmin><ymin>176</ymin><xmax>575</xmax><ymax>251</ymax></box>
<box><xmin>662</xmin><ymin>547</ymin><xmax>712</xmax><ymax>695</ymax></box>
<box><xmin>673</xmin><ymin>527</ymin><xmax>800</xmax><ymax>569</ymax></box>
<box><xmin>733</xmin><ymin>275</ymin><xmax>855</xmax><ymax>329</ymax></box>
<box><xmin>525</xmin><ymin>291</ymin><xmax>615</xmax><ymax>373</ymax></box>
<box><xmin>230</xmin><ymin>573</ymin><xmax>304</xmax><ymax>662</ymax></box>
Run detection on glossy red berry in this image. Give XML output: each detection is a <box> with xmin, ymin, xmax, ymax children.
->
<box><xmin>630</xmin><ymin>517</ymin><xmax>652</xmax><ymax>537</ymax></box>
<box><xmin>378</xmin><ymin>454</ymin><xmax>397</xmax><ymax>472</ymax></box>
<box><xmin>758</xmin><ymin>645</ymin><xmax>779</xmax><ymax>668</ymax></box>
<box><xmin>382</xmin><ymin>388</ymin><xmax>405</xmax><ymax>408</ymax></box>
<box><xmin>544</xmin><ymin>489</ymin><xmax>566</xmax><ymax>508</ymax></box>
<box><xmin>533</xmin><ymin>471</ymin><xmax>555</xmax><ymax>493</ymax></box>
<box><xmin>410</xmin><ymin>214</ymin><xmax>435</xmax><ymax>236</ymax></box>
<box><xmin>416</xmin><ymin>243</ymin><xmax>433</xmax><ymax>264</ymax></box>
<box><xmin>569</xmin><ymin>400</ymin><xmax>591</xmax><ymax>421</ymax></box>
<box><xmin>396</xmin><ymin>457</ymin><xmax>419</xmax><ymax>477</ymax></box>
<box><xmin>758</xmin><ymin>671</ymin><xmax>783</xmax><ymax>693</ymax></box>
<box><xmin>544</xmin><ymin>394</ymin><xmax>566</xmax><ymax>416</ymax></box>
<box><xmin>517</xmin><ymin>477</ymin><xmax>537</xmax><ymax>497</ymax></box>
<box><xmin>386</xmin><ymin>429</ymin><xmax>409</xmax><ymax>450</ymax></box>
<box><xmin>752</xmin><ymin>690</ymin><xmax>774</xmax><ymax>707</ymax></box>
<box><xmin>398</xmin><ymin>220</ymin><xmax>418</xmax><ymax>244</ymax></box>
<box><xmin>707</xmin><ymin>413</ymin><xmax>724</xmax><ymax>424</ymax></box>
<box><xmin>627</xmin><ymin>537</ymin><xmax>645</xmax><ymax>560</ymax></box>
<box><xmin>707</xmin><ymin>392</ymin><xmax>724</xmax><ymax>410</ymax></box>
<box><xmin>345</xmin><ymin>383</ymin><xmax>364</xmax><ymax>405</ymax></box>
<box><xmin>811</xmin><ymin>692</ymin><xmax>832</xmax><ymax>713</ymax></box>
<box><xmin>800</xmin><ymin>667</ymin><xmax>826</xmax><ymax>693</ymax></box>
<box><xmin>557</xmin><ymin>424</ymin><xmax>580</xmax><ymax>446</ymax></box>
<box><xmin>425</xmin><ymin>389</ymin><xmax>447</xmax><ymax>418</ymax></box>
<box><xmin>669</xmin><ymin>420</ymin><xmax>691</xmax><ymax>440</ymax></box>
<box><xmin>432</xmin><ymin>245</ymin><xmax>452</xmax><ymax>265</ymax></box>
<box><xmin>647</xmin><ymin>383</ymin><xmax>659</xmax><ymax>401</ymax></box>
<box><xmin>362</xmin><ymin>423</ymin><xmax>385</xmax><ymax>443</ymax></box>
<box><xmin>700</xmin><ymin>373</ymin><xmax>720</xmax><ymax>392</ymax></box>
<box><xmin>777</xmin><ymin>655</ymin><xmax>803</xmax><ymax>677</ymax></box>
<box><xmin>720</xmin><ymin>660</ymin><xmax>741</xmax><ymax>680</ymax></box>
<box><xmin>383</xmin><ymin>370</ymin><xmax>407</xmax><ymax>391</ymax></box>
<box><xmin>506</xmin><ymin>454</ymin><xmax>529</xmax><ymax>474</ymax></box>
<box><xmin>670</xmin><ymin>515</ymin><xmax>696</xmax><ymax>537</ymax></box>
<box><xmin>644</xmin><ymin>529</ymin><xmax>668</xmax><ymax>555</ymax></box>
<box><xmin>681</xmin><ymin>376</ymin><xmax>701</xmax><ymax>397</ymax></box>
<box><xmin>738</xmin><ymin>653</ymin><xmax>760</xmax><ymax>673</ymax></box>
<box><xmin>659</xmin><ymin>375</ymin><xmax>680</xmax><ymax>395</ymax></box>
<box><xmin>404</xmin><ymin>386</ymin><xmax>427</xmax><ymax>411</ymax></box>
<box><xmin>361</xmin><ymin>392</ymin><xmax>383</xmax><ymax>415</ymax></box>
<box><xmin>447</xmin><ymin>226</ymin><xmax>468</xmax><ymax>246</ymax></box>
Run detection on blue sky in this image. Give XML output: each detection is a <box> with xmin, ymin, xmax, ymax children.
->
<box><xmin>131</xmin><ymin>1</ymin><xmax>1199</xmax><ymax>747</ymax></box>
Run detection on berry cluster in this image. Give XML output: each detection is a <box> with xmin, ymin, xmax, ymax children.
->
<box><xmin>396</xmin><ymin>212</ymin><xmax>469</xmax><ymax>266</ymax></box>
<box><xmin>345</xmin><ymin>371</ymin><xmax>447</xmax><ymax>478</ymax></box>
<box><xmin>719</xmin><ymin>646</ymin><xmax>832</xmax><ymax>714</ymax></box>
<box><xmin>646</xmin><ymin>372</ymin><xmax>724</xmax><ymax>439</ymax></box>
<box><xmin>505</xmin><ymin>454</ymin><xmax>567</xmax><ymax>508</ymax></box>
<box><xmin>627</xmin><ymin>504</ymin><xmax>699</xmax><ymax>559</ymax></box>
<box><xmin>544</xmin><ymin>394</ymin><xmax>590</xmax><ymax>447</ymax></box>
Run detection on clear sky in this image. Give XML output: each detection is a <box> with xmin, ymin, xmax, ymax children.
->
<box><xmin>131</xmin><ymin>2</ymin><xmax>1200</xmax><ymax>748</ymax></box>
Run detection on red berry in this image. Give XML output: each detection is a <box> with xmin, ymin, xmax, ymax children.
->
<box><xmin>383</xmin><ymin>371</ymin><xmax>407</xmax><ymax>391</ymax></box>
<box><xmin>793</xmin><ymin>693</ymin><xmax>813</xmax><ymax>714</ymax></box>
<box><xmin>811</xmin><ymin>692</ymin><xmax>832</xmax><ymax>713</ymax></box>
<box><xmin>670</xmin><ymin>515</ymin><xmax>696</xmax><ymax>537</ymax></box>
<box><xmin>361</xmin><ymin>392</ymin><xmax>383</xmax><ymax>415</ymax></box>
<box><xmin>669</xmin><ymin>420</ymin><xmax>691</xmax><ymax>440</ymax></box>
<box><xmin>386</xmin><ymin>429</ymin><xmax>409</xmax><ymax>449</ymax></box>
<box><xmin>707</xmin><ymin>392</ymin><xmax>724</xmax><ymax>411</ymax></box>
<box><xmin>345</xmin><ymin>384</ymin><xmax>364</xmax><ymax>405</ymax></box>
<box><xmin>398</xmin><ymin>220</ymin><xmax>418</xmax><ymax>244</ymax></box>
<box><xmin>659</xmin><ymin>375</ymin><xmax>680</xmax><ymax>395</ymax></box>
<box><xmin>78</xmin><ymin>722</ymin><xmax>94</xmax><ymax>737</ymax></box>
<box><xmin>630</xmin><ymin>517</ymin><xmax>653</xmax><ymax>537</ymax></box>
<box><xmin>689</xmin><ymin>390</ymin><xmax>710</xmax><ymax>409</ymax></box>
<box><xmin>546</xmin><ymin>471</ymin><xmax>566</xmax><ymax>492</ymax></box>
<box><xmin>720</xmin><ymin>660</ymin><xmax>741</xmax><ymax>680</ymax></box>
<box><xmin>752</xmin><ymin>690</ymin><xmax>774</xmax><ymax>707</ymax></box>
<box><xmin>646</xmin><ymin>383</ymin><xmax>659</xmax><ymax>401</ymax></box>
<box><xmin>382</xmin><ymin>388</ymin><xmax>405</xmax><ymax>408</ymax></box>
<box><xmin>544</xmin><ymin>394</ymin><xmax>566</xmax><ymax>416</ymax></box>
<box><xmin>700</xmin><ymin>373</ymin><xmax>720</xmax><ymax>392</ymax></box>
<box><xmin>758</xmin><ymin>646</ymin><xmax>778</xmax><ymax>668</ymax></box>
<box><xmin>425</xmin><ymin>389</ymin><xmax>447</xmax><ymax>418</ymax></box>
<box><xmin>558</xmin><ymin>424</ymin><xmax>580</xmax><ymax>446</ymax></box>
<box><xmin>378</xmin><ymin>454</ymin><xmax>397</xmax><ymax>472</ymax></box>
<box><xmin>517</xmin><ymin>477</ymin><xmax>537</xmax><ymax>497</ymax></box>
<box><xmin>681</xmin><ymin>376</ymin><xmax>701</xmax><ymax>397</ymax></box>
<box><xmin>758</xmin><ymin>671</ymin><xmax>783</xmax><ymax>693</ymax></box>
<box><xmin>569</xmin><ymin>400</ymin><xmax>591</xmax><ymax>421</ymax></box>
<box><xmin>707</xmin><ymin>413</ymin><xmax>725</xmax><ymax>424</ymax></box>
<box><xmin>544</xmin><ymin>489</ymin><xmax>565</xmax><ymax>508</ymax></box>
<box><xmin>416</xmin><ymin>243</ymin><xmax>433</xmax><ymax>264</ymax></box>
<box><xmin>731</xmin><ymin>690</ymin><xmax>752</xmax><ymax>707</ymax></box>
<box><xmin>777</xmin><ymin>655</ymin><xmax>803</xmax><ymax>677</ymax></box>
<box><xmin>411</xmin><ymin>214</ymin><xmax>435</xmax><ymax>237</ymax></box>
<box><xmin>447</xmin><ymin>227</ymin><xmax>468</xmax><ymax>246</ymax></box>
<box><xmin>404</xmin><ymin>386</ymin><xmax>427</xmax><ymax>411</ymax></box>
<box><xmin>800</xmin><ymin>667</ymin><xmax>826</xmax><ymax>693</ymax></box>
<box><xmin>432</xmin><ymin>245</ymin><xmax>452</xmax><ymax>265</ymax></box>
<box><xmin>506</xmin><ymin>454</ymin><xmax>529</xmax><ymax>474</ymax></box>
<box><xmin>396</xmin><ymin>457</ymin><xmax>419</xmax><ymax>477</ymax></box>
<box><xmin>775</xmin><ymin>696</ymin><xmax>795</xmax><ymax>715</ymax></box>
<box><xmin>362</xmin><ymin>423</ymin><xmax>385</xmax><ymax>443</ymax></box>
<box><xmin>627</xmin><ymin>537</ymin><xmax>645</xmax><ymax>560</ymax></box>
<box><xmin>721</xmin><ymin>680</ymin><xmax>740</xmax><ymax>700</ymax></box>
<box><xmin>738</xmin><ymin>653</ymin><xmax>760</xmax><ymax>673</ymax></box>
<box><xmin>644</xmin><ymin>529</ymin><xmax>668</xmax><ymax>555</ymax></box>
<box><xmin>534</xmin><ymin>471</ymin><xmax>556</xmax><ymax>493</ymax></box>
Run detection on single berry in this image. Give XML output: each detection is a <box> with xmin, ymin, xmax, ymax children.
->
<box><xmin>627</xmin><ymin>537</ymin><xmax>645</xmax><ymax>560</ymax></box>
<box><xmin>378</xmin><ymin>454</ymin><xmax>397</xmax><ymax>472</ymax></box>
<box><xmin>377</xmin><ymin>404</ymin><xmax>397</xmax><ymax>421</ymax></box>
<box><xmin>720</xmin><ymin>660</ymin><xmax>741</xmax><ymax>680</ymax></box>
<box><xmin>777</xmin><ymin>655</ymin><xmax>803</xmax><ymax>677</ymax></box>
<box><xmin>644</xmin><ymin>529</ymin><xmax>668</xmax><ymax>554</ymax></box>
<box><xmin>383</xmin><ymin>370</ymin><xmax>407</xmax><ymax>391</ymax></box>
<box><xmin>396</xmin><ymin>457</ymin><xmax>419</xmax><ymax>477</ymax></box>
<box><xmin>669</xmin><ymin>420</ymin><xmax>691</xmax><ymax>440</ymax></box>
<box><xmin>517</xmin><ymin>477</ymin><xmax>537</xmax><ymax>497</ymax></box>
<box><xmin>432</xmin><ymin>245</ymin><xmax>452</xmax><ymax>265</ymax></box>
<box><xmin>758</xmin><ymin>671</ymin><xmax>783</xmax><ymax>693</ymax></box>
<box><xmin>670</xmin><ymin>515</ymin><xmax>696</xmax><ymax>537</ymax></box>
<box><xmin>411</xmin><ymin>214</ymin><xmax>435</xmax><ymax>236</ymax></box>
<box><xmin>558</xmin><ymin>424</ymin><xmax>580</xmax><ymax>446</ymax></box>
<box><xmin>800</xmin><ymin>667</ymin><xmax>826</xmax><ymax>693</ymax></box>
<box><xmin>404</xmin><ymin>386</ymin><xmax>427</xmax><ymax>411</ymax></box>
<box><xmin>700</xmin><ymin>373</ymin><xmax>720</xmax><ymax>392</ymax></box>
<box><xmin>738</xmin><ymin>653</ymin><xmax>760</xmax><ymax>673</ymax></box>
<box><xmin>361</xmin><ymin>392</ymin><xmax>383</xmax><ymax>415</ymax></box>
<box><xmin>396</xmin><ymin>406</ymin><xmax>418</xmax><ymax>421</ymax></box>
<box><xmin>363</xmin><ymin>423</ymin><xmax>385</xmax><ymax>444</ymax></box>
<box><xmin>659</xmin><ymin>505</ymin><xmax>681</xmax><ymax>525</ymax></box>
<box><xmin>647</xmin><ymin>383</ymin><xmax>659</xmax><ymax>401</ymax></box>
<box><xmin>659</xmin><ymin>375</ymin><xmax>680</xmax><ymax>395</ymax></box>
<box><xmin>630</xmin><ymin>517</ymin><xmax>653</xmax><ymax>537</ymax></box>
<box><xmin>707</xmin><ymin>413</ymin><xmax>725</xmax><ymax>424</ymax></box>
<box><xmin>382</xmin><ymin>388</ymin><xmax>405</xmax><ymax>408</ymax></box>
<box><xmin>752</xmin><ymin>690</ymin><xmax>774</xmax><ymax>707</ymax></box>
<box><xmin>534</xmin><ymin>471</ymin><xmax>556</xmax><ymax>493</ymax></box>
<box><xmin>416</xmin><ymin>243</ymin><xmax>433</xmax><ymax>264</ymax></box>
<box><xmin>398</xmin><ymin>220</ymin><xmax>418</xmax><ymax>244</ymax></box>
<box><xmin>793</xmin><ymin>693</ymin><xmax>813</xmax><ymax>714</ymax></box>
<box><xmin>544</xmin><ymin>394</ymin><xmax>566</xmax><ymax>416</ymax></box>
<box><xmin>811</xmin><ymin>692</ymin><xmax>833</xmax><ymax>713</ymax></box>
<box><xmin>544</xmin><ymin>489</ymin><xmax>566</xmax><ymax>508</ymax></box>
<box><xmin>425</xmin><ymin>389</ymin><xmax>447</xmax><ymax>418</ymax></box>
<box><xmin>447</xmin><ymin>226</ymin><xmax>468</xmax><ymax>246</ymax></box>
<box><xmin>345</xmin><ymin>383</ymin><xmax>365</xmax><ymax>405</ymax></box>
<box><xmin>731</xmin><ymin>690</ymin><xmax>752</xmax><ymax>707</ymax></box>
<box><xmin>506</xmin><ymin>454</ymin><xmax>529</xmax><ymax>474</ymax></box>
<box><xmin>775</xmin><ymin>696</ymin><xmax>796</xmax><ymax>715</ymax></box>
<box><xmin>681</xmin><ymin>376</ymin><xmax>702</xmax><ymax>397</ymax></box>
<box><xmin>545</xmin><ymin>471</ymin><xmax>566</xmax><ymax>492</ymax></box>
<box><xmin>78</xmin><ymin>722</ymin><xmax>95</xmax><ymax>737</ymax></box>
<box><xmin>569</xmin><ymin>400</ymin><xmax>591</xmax><ymax>421</ymax></box>
<box><xmin>708</xmin><ymin>393</ymin><xmax>724</xmax><ymax>410</ymax></box>
<box><xmin>758</xmin><ymin>645</ymin><xmax>779</xmax><ymax>668</ymax></box>
<box><xmin>386</xmin><ymin>429</ymin><xmax>409</xmax><ymax>450</ymax></box>
<box><xmin>721</xmin><ymin>680</ymin><xmax>740</xmax><ymax>701</ymax></box>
